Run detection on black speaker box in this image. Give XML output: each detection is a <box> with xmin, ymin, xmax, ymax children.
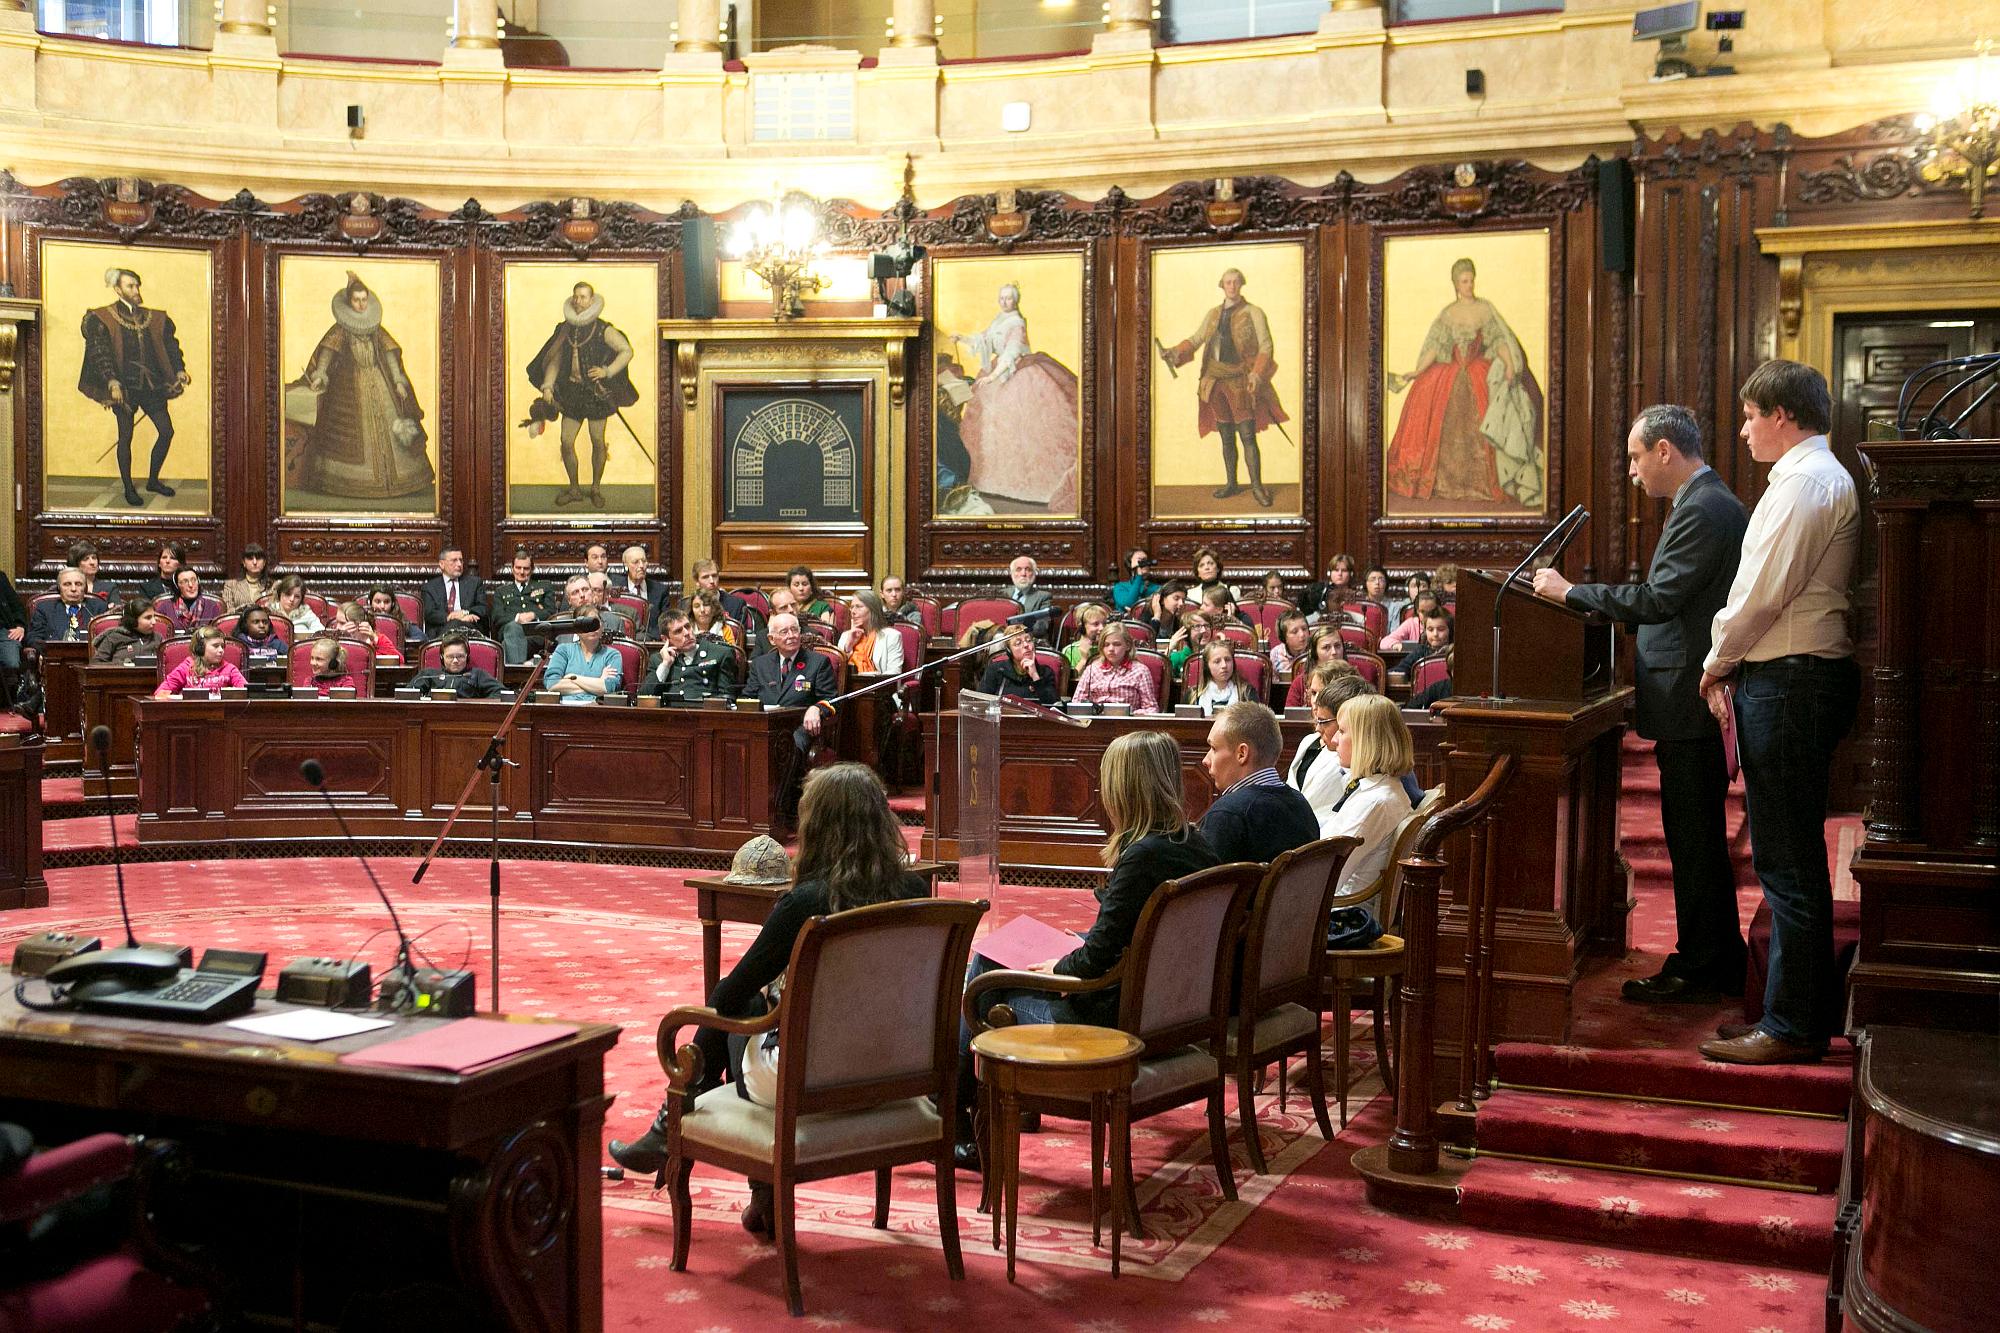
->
<box><xmin>1598</xmin><ymin>159</ymin><xmax>1634</xmax><ymax>274</ymax></box>
<box><xmin>682</xmin><ymin>215</ymin><xmax>720</xmax><ymax>319</ymax></box>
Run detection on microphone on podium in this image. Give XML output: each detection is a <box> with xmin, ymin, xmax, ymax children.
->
<box><xmin>523</xmin><ymin>614</ymin><xmax>601</xmax><ymax>637</ymax></box>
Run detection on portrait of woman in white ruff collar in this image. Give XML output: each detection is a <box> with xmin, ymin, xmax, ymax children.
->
<box><xmin>279</xmin><ymin>255</ymin><xmax>440</xmax><ymax>514</ymax></box>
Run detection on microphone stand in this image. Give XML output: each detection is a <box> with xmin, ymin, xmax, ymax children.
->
<box><xmin>816</xmin><ymin>624</ymin><xmax>1059</xmax><ymax>865</ymax></box>
<box><xmin>410</xmin><ymin>640</ymin><xmax>555</xmax><ymax>1014</ymax></box>
<box><xmin>1489</xmin><ymin>504</ymin><xmax>1588</xmax><ymax>702</ymax></box>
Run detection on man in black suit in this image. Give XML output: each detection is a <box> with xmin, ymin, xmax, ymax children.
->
<box><xmin>640</xmin><ymin>610</ymin><xmax>740</xmax><ymax>703</ymax></box>
<box><xmin>688</xmin><ymin>558</ymin><xmax>748</xmax><ymax>623</ymax></box>
<box><xmin>1199</xmin><ymin>701</ymin><xmax>1320</xmax><ymax>864</ymax></box>
<box><xmin>1535</xmin><ymin>403</ymin><xmax>1751</xmax><ymax>1005</ymax></box>
<box><xmin>26</xmin><ymin>568</ymin><xmax>106</xmax><ymax>646</ymax></box>
<box><xmin>746</xmin><ymin>612</ymin><xmax>838</xmax><ymax>750</ymax></box>
<box><xmin>612</xmin><ymin>545</ymin><xmax>674</xmax><ymax>631</ymax></box>
<box><xmin>420</xmin><ymin>545</ymin><xmax>488</xmax><ymax>638</ymax></box>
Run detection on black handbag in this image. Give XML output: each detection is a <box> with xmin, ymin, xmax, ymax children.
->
<box><xmin>1325</xmin><ymin>906</ymin><xmax>1383</xmax><ymax>951</ymax></box>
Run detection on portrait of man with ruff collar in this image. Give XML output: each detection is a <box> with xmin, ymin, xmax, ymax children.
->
<box><xmin>278</xmin><ymin>254</ymin><xmax>440</xmax><ymax>515</ymax></box>
<box><xmin>502</xmin><ymin>261</ymin><xmax>660</xmax><ymax>518</ymax></box>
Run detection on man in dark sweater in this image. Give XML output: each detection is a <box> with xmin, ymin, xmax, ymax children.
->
<box><xmin>1198</xmin><ymin>701</ymin><xmax>1321</xmax><ymax>863</ymax></box>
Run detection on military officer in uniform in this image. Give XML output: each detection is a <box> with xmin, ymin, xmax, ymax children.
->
<box><xmin>525</xmin><ymin>281</ymin><xmax>637</xmax><ymax>510</ymax></box>
<box><xmin>639</xmin><ymin>610</ymin><xmax>740</xmax><ymax>703</ymax></box>
<box><xmin>79</xmin><ymin>268</ymin><xmax>191</xmax><ymax>508</ymax></box>
<box><xmin>489</xmin><ymin>547</ymin><xmax>561</xmax><ymax>664</ymax></box>
<box><xmin>1159</xmin><ymin>267</ymin><xmax>1289</xmax><ymax>508</ymax></box>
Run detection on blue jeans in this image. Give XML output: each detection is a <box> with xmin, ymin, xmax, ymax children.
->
<box><xmin>955</xmin><ymin>953</ymin><xmax>1084</xmax><ymax>1114</ymax></box>
<box><xmin>1733</xmin><ymin>655</ymin><xmax>1859</xmax><ymax>1046</ymax></box>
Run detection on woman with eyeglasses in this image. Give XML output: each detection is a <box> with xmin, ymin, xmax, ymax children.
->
<box><xmin>1288</xmin><ymin>675</ymin><xmax>1371</xmax><ymax>814</ymax></box>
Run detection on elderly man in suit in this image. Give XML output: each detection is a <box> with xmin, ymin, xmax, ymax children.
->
<box><xmin>420</xmin><ymin>545</ymin><xmax>487</xmax><ymax>638</ymax></box>
<box><xmin>612</xmin><ymin>545</ymin><xmax>673</xmax><ymax>629</ymax></box>
<box><xmin>747</xmin><ymin>610</ymin><xmax>839</xmax><ymax>821</ymax></box>
<box><xmin>988</xmin><ymin>553</ymin><xmax>1053</xmax><ymax>640</ymax></box>
<box><xmin>1535</xmin><ymin>403</ymin><xmax>1750</xmax><ymax>1006</ymax></box>
<box><xmin>27</xmin><ymin>568</ymin><xmax>106</xmax><ymax>646</ymax></box>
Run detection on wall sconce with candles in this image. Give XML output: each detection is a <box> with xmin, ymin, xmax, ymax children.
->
<box><xmin>726</xmin><ymin>190</ymin><xmax>829</xmax><ymax>320</ymax></box>
<box><xmin>1914</xmin><ymin>41</ymin><xmax>2000</xmax><ymax>219</ymax></box>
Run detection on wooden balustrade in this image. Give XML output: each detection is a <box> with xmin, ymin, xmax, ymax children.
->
<box><xmin>1386</xmin><ymin>753</ymin><xmax>1517</xmax><ymax>1176</ymax></box>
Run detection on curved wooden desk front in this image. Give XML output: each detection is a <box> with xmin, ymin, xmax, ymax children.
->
<box><xmin>133</xmin><ymin>697</ymin><xmax>804</xmax><ymax>854</ymax></box>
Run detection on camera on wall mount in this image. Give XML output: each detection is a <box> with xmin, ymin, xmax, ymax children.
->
<box><xmin>1634</xmin><ymin>2</ymin><xmax>1740</xmax><ymax>80</ymax></box>
<box><xmin>869</xmin><ymin>238</ymin><xmax>926</xmax><ymax>318</ymax></box>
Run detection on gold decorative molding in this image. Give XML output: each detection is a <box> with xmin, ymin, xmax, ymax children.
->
<box><xmin>1756</xmin><ymin>219</ymin><xmax>2000</xmax><ymax>364</ymax></box>
<box><xmin>0</xmin><ymin>297</ymin><xmax>40</xmax><ymax>397</ymax></box>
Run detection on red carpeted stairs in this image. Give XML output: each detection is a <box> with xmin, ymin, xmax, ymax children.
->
<box><xmin>1451</xmin><ymin>736</ymin><xmax>1855</xmax><ymax>1274</ymax></box>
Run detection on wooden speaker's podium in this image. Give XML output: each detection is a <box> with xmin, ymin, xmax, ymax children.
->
<box><xmin>1432</xmin><ymin>569</ymin><xmax>1633</xmax><ymax>1057</ymax></box>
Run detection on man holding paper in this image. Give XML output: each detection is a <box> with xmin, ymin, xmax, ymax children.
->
<box><xmin>951</xmin><ymin>731</ymin><xmax>1218</xmax><ymax>1169</ymax></box>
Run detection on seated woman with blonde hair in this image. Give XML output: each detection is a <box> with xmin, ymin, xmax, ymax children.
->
<box><xmin>154</xmin><ymin>626</ymin><xmax>247</xmax><ymax>698</ymax></box>
<box><xmin>1319</xmin><ymin>693</ymin><xmax>1416</xmax><ymax>915</ymax></box>
<box><xmin>607</xmin><ymin>763</ymin><xmax>927</xmax><ymax>1235</ymax></box>
<box><xmin>951</xmin><ymin>729</ymin><xmax>1218</xmax><ymax>1165</ymax></box>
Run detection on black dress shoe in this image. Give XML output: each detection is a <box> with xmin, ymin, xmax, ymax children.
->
<box><xmin>146</xmin><ymin>478</ymin><xmax>177</xmax><ymax>497</ymax></box>
<box><xmin>1620</xmin><ymin>972</ymin><xmax>1726</xmax><ymax>1005</ymax></box>
<box><xmin>122</xmin><ymin>485</ymin><xmax>145</xmax><ymax>507</ymax></box>
<box><xmin>741</xmin><ymin>1182</ymin><xmax>774</xmax><ymax>1240</ymax></box>
<box><xmin>1212</xmin><ymin>483</ymin><xmax>1245</xmax><ymax>499</ymax></box>
<box><xmin>952</xmin><ymin>1139</ymin><xmax>983</xmax><ymax>1174</ymax></box>
<box><xmin>1250</xmin><ymin>485</ymin><xmax>1275</xmax><ymax>508</ymax></box>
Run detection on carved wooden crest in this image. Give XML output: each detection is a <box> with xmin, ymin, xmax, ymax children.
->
<box><xmin>986</xmin><ymin>189</ymin><xmax>1027</xmax><ymax>240</ymax></box>
<box><xmin>104</xmin><ymin>177</ymin><xmax>153</xmax><ymax>231</ymax></box>
<box><xmin>1204</xmin><ymin>177</ymin><xmax>1247</xmax><ymax>231</ymax></box>
<box><xmin>337</xmin><ymin>192</ymin><xmax>385</xmax><ymax>242</ymax></box>
<box><xmin>1441</xmin><ymin>163</ymin><xmax>1488</xmax><ymax>217</ymax></box>
<box><xmin>559</xmin><ymin>197</ymin><xmax>602</xmax><ymax>249</ymax></box>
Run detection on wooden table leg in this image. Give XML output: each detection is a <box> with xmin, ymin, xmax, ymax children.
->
<box><xmin>1109</xmin><ymin>1087</ymin><xmax>1130</xmax><ymax>1279</ymax></box>
<box><xmin>1090</xmin><ymin>1092</ymin><xmax>1104</xmax><ymax>1248</ymax></box>
<box><xmin>1000</xmin><ymin>1087</ymin><xmax>1021</xmax><ymax>1284</ymax></box>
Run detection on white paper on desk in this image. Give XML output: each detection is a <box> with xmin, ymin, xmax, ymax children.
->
<box><xmin>228</xmin><ymin>1010</ymin><xmax>395</xmax><ymax>1042</ymax></box>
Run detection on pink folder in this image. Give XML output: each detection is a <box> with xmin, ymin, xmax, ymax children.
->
<box><xmin>974</xmin><ymin>915</ymin><xmax>1080</xmax><ymax>971</ymax></box>
<box><xmin>340</xmin><ymin>1018</ymin><xmax>579</xmax><ymax>1074</ymax></box>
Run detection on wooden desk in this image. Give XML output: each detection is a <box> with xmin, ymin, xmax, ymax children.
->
<box><xmin>134</xmin><ymin>697</ymin><xmax>803</xmax><ymax>854</ymax></box>
<box><xmin>0</xmin><ymin>990</ymin><xmax>617</xmax><ymax>1331</ymax></box>
<box><xmin>0</xmin><ymin>733</ymin><xmax>47</xmax><ymax>909</ymax></box>
<box><xmin>36</xmin><ymin>640</ymin><xmax>88</xmax><ymax>767</ymax></box>
<box><xmin>924</xmin><ymin>709</ymin><xmax>1446</xmax><ymax>873</ymax></box>
<box><xmin>687</xmin><ymin>861</ymin><xmax>947</xmax><ymax>995</ymax></box>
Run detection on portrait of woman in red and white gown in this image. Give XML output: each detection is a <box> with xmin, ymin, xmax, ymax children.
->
<box><xmin>1384</xmin><ymin>257</ymin><xmax>1544</xmax><ymax>511</ymax></box>
<box><xmin>938</xmin><ymin>282</ymin><xmax>1079</xmax><ymax>516</ymax></box>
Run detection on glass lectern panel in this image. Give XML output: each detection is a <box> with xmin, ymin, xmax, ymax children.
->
<box><xmin>956</xmin><ymin>689</ymin><xmax>1003</xmax><ymax>916</ymax></box>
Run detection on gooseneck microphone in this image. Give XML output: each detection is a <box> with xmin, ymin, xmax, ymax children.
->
<box><xmin>301</xmin><ymin>758</ymin><xmax>419</xmax><ymax>1011</ymax></box>
<box><xmin>522</xmin><ymin>614</ymin><xmax>600</xmax><ymax>637</ymax></box>
<box><xmin>1004</xmin><ymin>605</ymin><xmax>1054</xmax><ymax>626</ymax></box>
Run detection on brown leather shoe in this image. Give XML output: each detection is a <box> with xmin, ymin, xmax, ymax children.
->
<box><xmin>1698</xmin><ymin>1029</ymin><xmax>1824</xmax><ymax>1065</ymax></box>
<box><xmin>1714</xmin><ymin>1020</ymin><xmax>1757</xmax><ymax>1040</ymax></box>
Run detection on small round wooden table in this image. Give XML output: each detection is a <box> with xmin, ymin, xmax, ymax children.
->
<box><xmin>970</xmin><ymin>1022</ymin><xmax>1145</xmax><ymax>1281</ymax></box>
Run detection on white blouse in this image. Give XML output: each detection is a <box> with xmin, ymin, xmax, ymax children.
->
<box><xmin>1286</xmin><ymin>731</ymin><xmax>1347</xmax><ymax>816</ymax></box>
<box><xmin>1320</xmin><ymin>772</ymin><xmax>1413</xmax><ymax>916</ymax></box>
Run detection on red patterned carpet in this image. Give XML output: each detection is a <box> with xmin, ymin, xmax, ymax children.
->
<box><xmin>3</xmin><ymin>842</ymin><xmax>1841</xmax><ymax>1330</ymax></box>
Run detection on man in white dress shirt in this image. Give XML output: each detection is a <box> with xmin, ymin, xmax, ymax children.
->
<box><xmin>1696</xmin><ymin>360</ymin><xmax>1859</xmax><ymax>1066</ymax></box>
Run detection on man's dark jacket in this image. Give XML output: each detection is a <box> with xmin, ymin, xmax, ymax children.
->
<box><xmin>1199</xmin><ymin>779</ymin><xmax>1321</xmax><ymax>866</ymax></box>
<box><xmin>1562</xmin><ymin>467</ymin><xmax>1749</xmax><ymax>740</ymax></box>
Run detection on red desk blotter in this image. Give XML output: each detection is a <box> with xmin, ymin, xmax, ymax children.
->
<box><xmin>340</xmin><ymin>1018</ymin><xmax>580</xmax><ymax>1074</ymax></box>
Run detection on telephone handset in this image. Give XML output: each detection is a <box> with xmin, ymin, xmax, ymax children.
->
<box><xmin>44</xmin><ymin>947</ymin><xmax>183</xmax><ymax>999</ymax></box>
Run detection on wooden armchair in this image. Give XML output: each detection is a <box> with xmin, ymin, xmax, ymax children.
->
<box><xmin>654</xmin><ymin>897</ymin><xmax>986</xmax><ymax>1317</ymax></box>
<box><xmin>964</xmin><ymin>862</ymin><xmax>1263</xmax><ymax>1238</ymax></box>
<box><xmin>1323</xmin><ymin>786</ymin><xmax>1444</xmax><ymax>1125</ymax></box>
<box><xmin>1226</xmin><ymin>836</ymin><xmax>1360</xmax><ymax>1172</ymax></box>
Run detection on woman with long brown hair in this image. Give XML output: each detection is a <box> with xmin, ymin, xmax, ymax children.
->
<box><xmin>608</xmin><ymin>763</ymin><xmax>926</xmax><ymax>1231</ymax></box>
<box><xmin>951</xmin><ymin>730</ymin><xmax>1218</xmax><ymax>1166</ymax></box>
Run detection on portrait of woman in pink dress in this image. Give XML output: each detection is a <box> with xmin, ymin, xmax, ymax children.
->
<box><xmin>1384</xmin><ymin>258</ymin><xmax>1543</xmax><ymax>511</ymax></box>
<box><xmin>937</xmin><ymin>283</ymin><xmax>1079</xmax><ymax>516</ymax></box>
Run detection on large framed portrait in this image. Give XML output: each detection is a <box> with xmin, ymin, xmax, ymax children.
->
<box><xmin>929</xmin><ymin>250</ymin><xmax>1084</xmax><ymax>520</ymax></box>
<box><xmin>502</xmin><ymin>260</ymin><xmax>661</xmax><ymax>519</ymax></box>
<box><xmin>1380</xmin><ymin>228</ymin><xmax>1550</xmax><ymax>518</ymax></box>
<box><xmin>38</xmin><ymin>239</ymin><xmax>215</xmax><ymax>515</ymax></box>
<box><xmin>1147</xmin><ymin>240</ymin><xmax>1307</xmax><ymax>520</ymax></box>
<box><xmin>277</xmin><ymin>253</ymin><xmax>441</xmax><ymax>517</ymax></box>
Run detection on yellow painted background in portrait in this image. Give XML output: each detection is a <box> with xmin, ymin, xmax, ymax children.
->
<box><xmin>278</xmin><ymin>253</ymin><xmax>440</xmax><ymax>516</ymax></box>
<box><xmin>1148</xmin><ymin>241</ymin><xmax>1306</xmax><ymax>516</ymax></box>
<box><xmin>1380</xmin><ymin>228</ymin><xmax>1549</xmax><ymax>511</ymax></box>
<box><xmin>39</xmin><ymin>240</ymin><xmax>213</xmax><ymax>514</ymax></box>
<box><xmin>502</xmin><ymin>262</ymin><xmax>660</xmax><ymax>514</ymax></box>
<box><xmin>931</xmin><ymin>250</ymin><xmax>1084</xmax><ymax>520</ymax></box>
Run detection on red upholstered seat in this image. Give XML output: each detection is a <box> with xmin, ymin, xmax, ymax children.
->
<box><xmin>372</xmin><ymin>614</ymin><xmax>408</xmax><ymax>653</ymax></box>
<box><xmin>907</xmin><ymin>594</ymin><xmax>943</xmax><ymax>639</ymax></box>
<box><xmin>89</xmin><ymin>611</ymin><xmax>123</xmax><ymax>640</ymax></box>
<box><xmin>0</xmin><ymin>712</ymin><xmax>33</xmax><ymax>736</ymax></box>
<box><xmin>211</xmin><ymin>612</ymin><xmax>241</xmax><ymax>639</ymax></box>
<box><xmin>731</xmin><ymin>588</ymin><xmax>771</xmax><ymax>621</ymax></box>
<box><xmin>1179</xmin><ymin>650</ymin><xmax>1270</xmax><ymax>702</ymax></box>
<box><xmin>887</xmin><ymin>622</ymin><xmax>921</xmax><ymax>674</ymax></box>
<box><xmin>394</xmin><ymin>592</ymin><xmax>422</xmax><ymax>625</ymax></box>
<box><xmin>1118</xmin><ymin>620</ymin><xmax>1156</xmax><ymax>646</ymax></box>
<box><xmin>418</xmin><ymin>635</ymin><xmax>503</xmax><ymax>675</ymax></box>
<box><xmin>0</xmin><ymin>1133</ymin><xmax>212</xmax><ymax>1333</ymax></box>
<box><xmin>1410</xmin><ymin>655</ymin><xmax>1450</xmax><ymax>694</ymax></box>
<box><xmin>1131</xmin><ymin>647</ymin><xmax>1169</xmax><ymax>708</ymax></box>
<box><xmin>1033</xmin><ymin>647</ymin><xmax>1069</xmax><ymax>696</ymax></box>
<box><xmin>1337</xmin><ymin>623</ymin><xmax>1374</xmax><ymax>655</ymax></box>
<box><xmin>1347</xmin><ymin>650</ymin><xmax>1386</xmax><ymax>689</ymax></box>
<box><xmin>1215</xmin><ymin>622</ymin><xmax>1256</xmax><ymax>649</ymax></box>
<box><xmin>606</xmin><ymin>639</ymin><xmax>645</xmax><ymax>697</ymax></box>
<box><xmin>1342</xmin><ymin>600</ymin><xmax>1388</xmax><ymax>637</ymax></box>
<box><xmin>1244</xmin><ymin>598</ymin><xmax>1292</xmax><ymax>641</ymax></box>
